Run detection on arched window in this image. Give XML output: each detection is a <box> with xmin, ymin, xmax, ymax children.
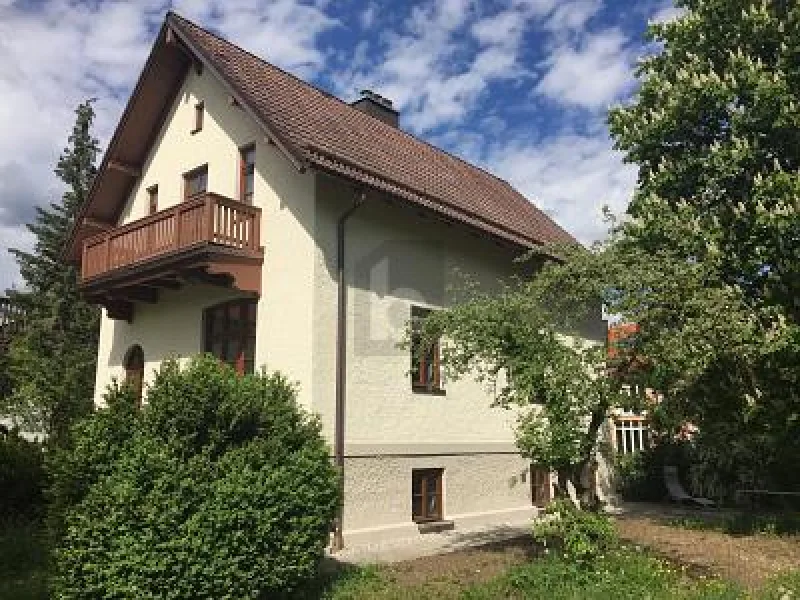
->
<box><xmin>123</xmin><ymin>344</ymin><xmax>145</xmax><ymax>406</ymax></box>
<box><xmin>203</xmin><ymin>299</ymin><xmax>257</xmax><ymax>375</ymax></box>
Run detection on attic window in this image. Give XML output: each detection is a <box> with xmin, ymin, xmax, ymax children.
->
<box><xmin>192</xmin><ymin>101</ymin><xmax>204</xmax><ymax>134</ymax></box>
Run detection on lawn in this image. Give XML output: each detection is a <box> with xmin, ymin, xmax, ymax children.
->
<box><xmin>3</xmin><ymin>513</ymin><xmax>799</xmax><ymax>600</ymax></box>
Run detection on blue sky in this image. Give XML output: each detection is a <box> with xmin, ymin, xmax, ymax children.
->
<box><xmin>0</xmin><ymin>0</ymin><xmax>681</xmax><ymax>291</ymax></box>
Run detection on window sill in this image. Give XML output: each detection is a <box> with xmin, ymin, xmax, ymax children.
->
<box><xmin>412</xmin><ymin>386</ymin><xmax>446</xmax><ymax>396</ymax></box>
<box><xmin>416</xmin><ymin>520</ymin><xmax>454</xmax><ymax>534</ymax></box>
<box><xmin>190</xmin><ymin>128</ymin><xmax>202</xmax><ymax>135</ymax></box>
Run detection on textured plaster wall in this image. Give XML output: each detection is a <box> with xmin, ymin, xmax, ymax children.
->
<box><xmin>94</xmin><ymin>285</ymin><xmax>243</xmax><ymax>402</ymax></box>
<box><xmin>312</xmin><ymin>174</ymin><xmax>531</xmax><ymax>447</ymax></box>
<box><xmin>95</xmin><ymin>68</ymin><xmax>316</xmax><ymax>407</ymax></box>
<box><xmin>343</xmin><ymin>453</ymin><xmax>534</xmax><ymax>533</ymax></box>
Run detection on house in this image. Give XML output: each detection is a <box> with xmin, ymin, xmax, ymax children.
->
<box><xmin>65</xmin><ymin>12</ymin><xmax>583</xmax><ymax>549</ymax></box>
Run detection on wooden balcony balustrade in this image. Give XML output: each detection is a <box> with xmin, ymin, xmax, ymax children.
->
<box><xmin>79</xmin><ymin>192</ymin><xmax>263</xmax><ymax>321</ymax></box>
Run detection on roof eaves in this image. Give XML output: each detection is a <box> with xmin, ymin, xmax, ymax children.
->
<box><xmin>306</xmin><ymin>146</ymin><xmax>540</xmax><ymax>249</ymax></box>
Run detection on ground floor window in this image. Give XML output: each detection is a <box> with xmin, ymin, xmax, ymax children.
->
<box><xmin>123</xmin><ymin>344</ymin><xmax>144</xmax><ymax>407</ymax></box>
<box><xmin>203</xmin><ymin>299</ymin><xmax>257</xmax><ymax>375</ymax></box>
<box><xmin>412</xmin><ymin>468</ymin><xmax>443</xmax><ymax>522</ymax></box>
<box><xmin>615</xmin><ymin>416</ymin><xmax>649</xmax><ymax>454</ymax></box>
<box><xmin>531</xmin><ymin>465</ymin><xmax>551</xmax><ymax>507</ymax></box>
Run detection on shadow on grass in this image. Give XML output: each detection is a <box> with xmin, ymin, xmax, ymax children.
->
<box><xmin>662</xmin><ymin>511</ymin><xmax>800</xmax><ymax>537</ymax></box>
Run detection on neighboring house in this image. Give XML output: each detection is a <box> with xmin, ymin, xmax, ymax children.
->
<box><xmin>606</xmin><ymin>323</ymin><xmax>652</xmax><ymax>455</ymax></box>
<box><xmin>65</xmin><ymin>12</ymin><xmax>586</xmax><ymax>548</ymax></box>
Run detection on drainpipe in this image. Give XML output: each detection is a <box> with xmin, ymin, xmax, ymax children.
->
<box><xmin>332</xmin><ymin>190</ymin><xmax>365</xmax><ymax>552</ymax></box>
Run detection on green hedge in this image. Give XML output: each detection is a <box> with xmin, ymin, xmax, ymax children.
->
<box><xmin>51</xmin><ymin>356</ymin><xmax>340</xmax><ymax>599</ymax></box>
<box><xmin>0</xmin><ymin>427</ymin><xmax>44</xmax><ymax>519</ymax></box>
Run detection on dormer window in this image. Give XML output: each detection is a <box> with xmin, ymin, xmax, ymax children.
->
<box><xmin>192</xmin><ymin>101</ymin><xmax>204</xmax><ymax>134</ymax></box>
<box><xmin>184</xmin><ymin>165</ymin><xmax>208</xmax><ymax>200</ymax></box>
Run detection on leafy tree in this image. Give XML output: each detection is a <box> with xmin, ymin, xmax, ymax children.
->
<box><xmin>51</xmin><ymin>356</ymin><xmax>339</xmax><ymax>599</ymax></box>
<box><xmin>415</xmin><ymin>254</ymin><xmax>636</xmax><ymax>501</ymax></box>
<box><xmin>3</xmin><ymin>101</ymin><xmax>100</xmax><ymax>444</ymax></box>
<box><xmin>606</xmin><ymin>0</ymin><xmax>800</xmax><ymax>497</ymax></box>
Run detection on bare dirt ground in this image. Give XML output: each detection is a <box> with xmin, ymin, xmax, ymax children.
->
<box><xmin>378</xmin><ymin>537</ymin><xmax>537</xmax><ymax>588</ymax></box>
<box><xmin>614</xmin><ymin>513</ymin><xmax>800</xmax><ymax>589</ymax></box>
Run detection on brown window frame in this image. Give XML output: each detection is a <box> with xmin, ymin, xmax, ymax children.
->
<box><xmin>192</xmin><ymin>101</ymin><xmax>204</xmax><ymax>134</ymax></box>
<box><xmin>239</xmin><ymin>144</ymin><xmax>255</xmax><ymax>205</ymax></box>
<box><xmin>202</xmin><ymin>299</ymin><xmax>257</xmax><ymax>375</ymax></box>
<box><xmin>410</xmin><ymin>306</ymin><xmax>442</xmax><ymax>394</ymax></box>
<box><xmin>412</xmin><ymin>468</ymin><xmax>443</xmax><ymax>522</ymax></box>
<box><xmin>183</xmin><ymin>164</ymin><xmax>208</xmax><ymax>200</ymax></box>
<box><xmin>123</xmin><ymin>344</ymin><xmax>145</xmax><ymax>408</ymax></box>
<box><xmin>147</xmin><ymin>184</ymin><xmax>159</xmax><ymax>215</ymax></box>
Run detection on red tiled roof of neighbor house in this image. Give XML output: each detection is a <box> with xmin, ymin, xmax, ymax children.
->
<box><xmin>167</xmin><ymin>13</ymin><xmax>575</xmax><ymax>247</ymax></box>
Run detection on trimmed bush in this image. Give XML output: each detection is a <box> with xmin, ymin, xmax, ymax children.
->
<box><xmin>0</xmin><ymin>427</ymin><xmax>44</xmax><ymax>519</ymax></box>
<box><xmin>51</xmin><ymin>356</ymin><xmax>340</xmax><ymax>599</ymax></box>
<box><xmin>531</xmin><ymin>500</ymin><xmax>617</xmax><ymax>562</ymax></box>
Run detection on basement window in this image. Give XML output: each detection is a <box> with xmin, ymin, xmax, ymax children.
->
<box><xmin>412</xmin><ymin>468</ymin><xmax>443</xmax><ymax>522</ymax></box>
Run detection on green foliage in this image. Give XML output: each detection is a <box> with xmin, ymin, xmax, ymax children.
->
<box><xmin>415</xmin><ymin>264</ymin><xmax>633</xmax><ymax>494</ymax></box>
<box><xmin>0</xmin><ymin>429</ymin><xmax>44</xmax><ymax>519</ymax></box>
<box><xmin>0</xmin><ymin>518</ymin><xmax>49</xmax><ymax>600</ymax></box>
<box><xmin>667</xmin><ymin>512</ymin><xmax>800</xmax><ymax>536</ymax></box>
<box><xmin>531</xmin><ymin>500</ymin><xmax>617</xmax><ymax>562</ymax></box>
<box><xmin>320</xmin><ymin>548</ymin><xmax>743</xmax><ymax>600</ymax></box>
<box><xmin>51</xmin><ymin>356</ymin><xmax>340</xmax><ymax>599</ymax></box>
<box><xmin>3</xmin><ymin>100</ymin><xmax>100</xmax><ymax>445</ymax></box>
<box><xmin>604</xmin><ymin>0</ymin><xmax>800</xmax><ymax>498</ymax></box>
<box><xmin>614</xmin><ymin>440</ymin><xmax>694</xmax><ymax>502</ymax></box>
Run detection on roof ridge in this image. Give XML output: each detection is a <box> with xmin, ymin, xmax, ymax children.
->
<box><xmin>166</xmin><ymin>11</ymin><xmax>523</xmax><ymax>196</ymax></box>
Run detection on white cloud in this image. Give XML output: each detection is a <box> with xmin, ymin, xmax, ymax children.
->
<box><xmin>360</xmin><ymin>2</ymin><xmax>377</xmax><ymax>29</ymax></box>
<box><xmin>536</xmin><ymin>28</ymin><xmax>635</xmax><ymax>110</ymax></box>
<box><xmin>483</xmin><ymin>128</ymin><xmax>637</xmax><ymax>244</ymax></box>
<box><xmin>0</xmin><ymin>0</ymin><xmax>336</xmax><ymax>292</ymax></box>
<box><xmin>0</xmin><ymin>0</ymin><xmax>646</xmax><ymax>292</ymax></box>
<box><xmin>650</xmin><ymin>2</ymin><xmax>686</xmax><ymax>23</ymax></box>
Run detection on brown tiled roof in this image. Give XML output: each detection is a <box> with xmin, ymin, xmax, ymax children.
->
<box><xmin>167</xmin><ymin>13</ymin><xmax>575</xmax><ymax>247</ymax></box>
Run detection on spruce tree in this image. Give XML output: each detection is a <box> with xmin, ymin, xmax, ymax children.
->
<box><xmin>4</xmin><ymin>101</ymin><xmax>100</xmax><ymax>445</ymax></box>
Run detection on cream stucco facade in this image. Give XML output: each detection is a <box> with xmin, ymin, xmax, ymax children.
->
<box><xmin>92</xmin><ymin>67</ymin><xmax>583</xmax><ymax>546</ymax></box>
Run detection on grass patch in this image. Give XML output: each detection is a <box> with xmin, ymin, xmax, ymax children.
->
<box><xmin>666</xmin><ymin>512</ymin><xmax>800</xmax><ymax>536</ymax></box>
<box><xmin>0</xmin><ymin>518</ymin><xmax>48</xmax><ymax>600</ymax></box>
<box><xmin>320</xmin><ymin>547</ymin><xmax>744</xmax><ymax>600</ymax></box>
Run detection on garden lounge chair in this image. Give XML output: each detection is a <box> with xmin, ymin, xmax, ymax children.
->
<box><xmin>663</xmin><ymin>466</ymin><xmax>716</xmax><ymax>508</ymax></box>
<box><xmin>566</xmin><ymin>480</ymin><xmax>582</xmax><ymax>510</ymax></box>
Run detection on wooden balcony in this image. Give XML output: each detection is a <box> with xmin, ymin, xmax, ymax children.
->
<box><xmin>80</xmin><ymin>192</ymin><xmax>263</xmax><ymax>321</ymax></box>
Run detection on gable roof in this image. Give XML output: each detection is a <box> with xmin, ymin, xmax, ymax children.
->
<box><xmin>67</xmin><ymin>12</ymin><xmax>574</xmax><ymax>258</ymax></box>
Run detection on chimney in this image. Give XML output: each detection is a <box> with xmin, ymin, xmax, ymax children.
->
<box><xmin>350</xmin><ymin>89</ymin><xmax>399</xmax><ymax>127</ymax></box>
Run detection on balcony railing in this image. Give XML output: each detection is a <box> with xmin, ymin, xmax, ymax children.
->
<box><xmin>81</xmin><ymin>193</ymin><xmax>261</xmax><ymax>281</ymax></box>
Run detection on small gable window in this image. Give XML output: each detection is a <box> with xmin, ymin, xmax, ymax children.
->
<box><xmin>184</xmin><ymin>165</ymin><xmax>208</xmax><ymax>200</ymax></box>
<box><xmin>147</xmin><ymin>185</ymin><xmax>158</xmax><ymax>214</ymax></box>
<box><xmin>192</xmin><ymin>101</ymin><xmax>204</xmax><ymax>134</ymax></box>
<box><xmin>410</xmin><ymin>306</ymin><xmax>442</xmax><ymax>393</ymax></box>
<box><xmin>123</xmin><ymin>344</ymin><xmax>145</xmax><ymax>407</ymax></box>
<box><xmin>240</xmin><ymin>145</ymin><xmax>255</xmax><ymax>204</ymax></box>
